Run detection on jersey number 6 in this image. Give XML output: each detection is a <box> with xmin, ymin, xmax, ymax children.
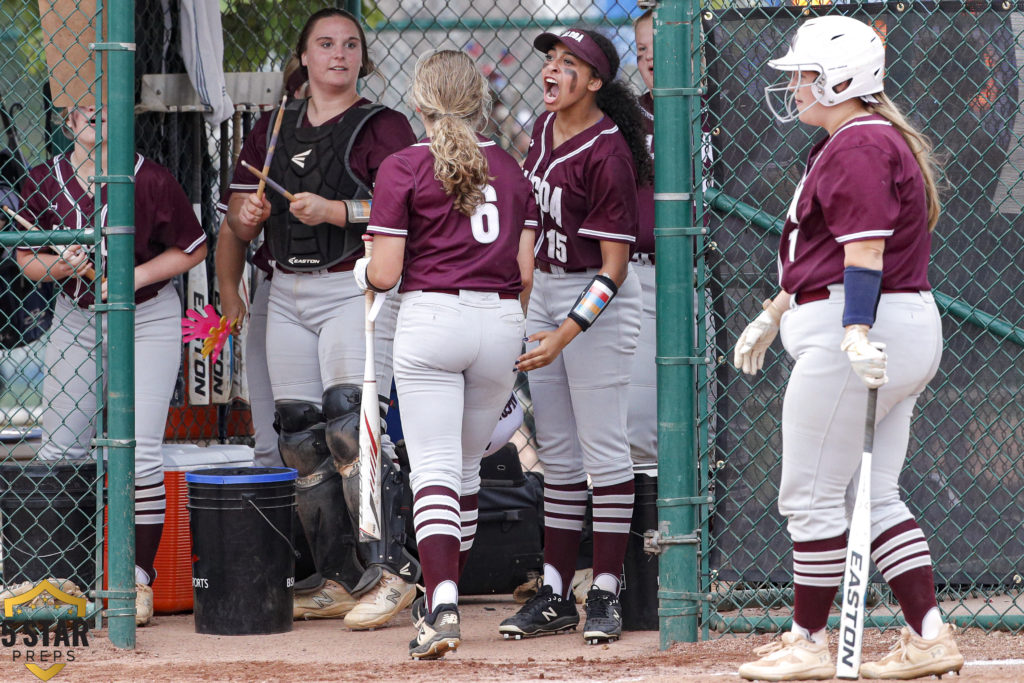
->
<box><xmin>470</xmin><ymin>184</ymin><xmax>499</xmax><ymax>244</ymax></box>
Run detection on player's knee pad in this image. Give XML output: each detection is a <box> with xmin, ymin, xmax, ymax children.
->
<box><xmin>322</xmin><ymin>384</ymin><xmax>361</xmax><ymax>469</ymax></box>
<box><xmin>274</xmin><ymin>401</ymin><xmax>329</xmax><ymax>477</ymax></box>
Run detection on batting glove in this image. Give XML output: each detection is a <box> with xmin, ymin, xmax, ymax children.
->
<box><xmin>734</xmin><ymin>299</ymin><xmax>783</xmax><ymax>376</ymax></box>
<box><xmin>353</xmin><ymin>257</ymin><xmax>372</xmax><ymax>292</ymax></box>
<box><xmin>840</xmin><ymin>325</ymin><xmax>888</xmax><ymax>388</ymax></box>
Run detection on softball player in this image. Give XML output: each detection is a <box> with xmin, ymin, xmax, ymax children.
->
<box><xmin>358</xmin><ymin>49</ymin><xmax>537</xmax><ymax>659</ymax></box>
<box><xmin>226</xmin><ymin>7</ymin><xmax>419</xmax><ymax>630</ymax></box>
<box><xmin>17</xmin><ymin>105</ymin><xmax>207</xmax><ymax>626</ymax></box>
<box><xmin>735</xmin><ymin>16</ymin><xmax>962</xmax><ymax>680</ymax></box>
<box><xmin>499</xmin><ymin>27</ymin><xmax>650</xmax><ymax>645</ymax></box>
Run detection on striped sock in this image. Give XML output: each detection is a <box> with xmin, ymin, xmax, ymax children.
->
<box><xmin>543</xmin><ymin>480</ymin><xmax>588</xmax><ymax>598</ymax></box>
<box><xmin>134</xmin><ymin>479</ymin><xmax>167</xmax><ymax>581</ymax></box>
<box><xmin>792</xmin><ymin>534</ymin><xmax>846</xmax><ymax>633</ymax></box>
<box><xmin>871</xmin><ymin>519</ymin><xmax>938</xmax><ymax>637</ymax></box>
<box><xmin>591</xmin><ymin>480</ymin><xmax>635</xmax><ymax>595</ymax></box>
<box><xmin>457</xmin><ymin>492</ymin><xmax>478</xmax><ymax>578</ymax></box>
<box><xmin>413</xmin><ymin>485</ymin><xmax>461</xmax><ymax>612</ymax></box>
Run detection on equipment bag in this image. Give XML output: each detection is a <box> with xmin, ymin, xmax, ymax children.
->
<box><xmin>458</xmin><ymin>443</ymin><xmax>544</xmax><ymax>595</ymax></box>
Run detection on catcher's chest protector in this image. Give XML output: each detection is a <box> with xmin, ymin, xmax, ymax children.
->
<box><xmin>266</xmin><ymin>100</ymin><xmax>382</xmax><ymax>271</ymax></box>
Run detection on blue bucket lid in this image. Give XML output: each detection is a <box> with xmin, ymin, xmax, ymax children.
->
<box><xmin>185</xmin><ymin>466</ymin><xmax>297</xmax><ymax>485</ymax></box>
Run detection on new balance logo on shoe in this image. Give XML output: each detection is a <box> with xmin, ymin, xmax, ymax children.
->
<box><xmin>292</xmin><ymin>149</ymin><xmax>312</xmax><ymax>168</ymax></box>
<box><xmin>542</xmin><ymin>607</ymin><xmax>557</xmax><ymax>622</ymax></box>
<box><xmin>313</xmin><ymin>592</ymin><xmax>333</xmax><ymax>609</ymax></box>
<box><xmin>386</xmin><ymin>588</ymin><xmax>402</xmax><ymax>606</ymax></box>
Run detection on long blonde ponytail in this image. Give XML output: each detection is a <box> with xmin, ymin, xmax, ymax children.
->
<box><xmin>411</xmin><ymin>50</ymin><xmax>493</xmax><ymax>217</ymax></box>
<box><xmin>866</xmin><ymin>93</ymin><xmax>942</xmax><ymax>231</ymax></box>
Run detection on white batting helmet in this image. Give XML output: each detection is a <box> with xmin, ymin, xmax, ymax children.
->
<box><xmin>764</xmin><ymin>16</ymin><xmax>885</xmax><ymax>123</ymax></box>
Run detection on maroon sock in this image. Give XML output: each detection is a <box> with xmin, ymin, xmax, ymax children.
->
<box><xmin>871</xmin><ymin>519</ymin><xmax>937</xmax><ymax>635</ymax></box>
<box><xmin>412</xmin><ymin>485</ymin><xmax>460</xmax><ymax>612</ymax></box>
<box><xmin>135</xmin><ymin>522</ymin><xmax>163</xmax><ymax>585</ymax></box>
<box><xmin>543</xmin><ymin>480</ymin><xmax>588</xmax><ymax>598</ymax></box>
<box><xmin>792</xmin><ymin>534</ymin><xmax>846</xmax><ymax>633</ymax></box>
<box><xmin>457</xmin><ymin>492</ymin><xmax>479</xmax><ymax>578</ymax></box>
<box><xmin>591</xmin><ymin>479</ymin><xmax>635</xmax><ymax>593</ymax></box>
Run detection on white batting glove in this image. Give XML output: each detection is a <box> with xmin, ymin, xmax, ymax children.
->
<box><xmin>353</xmin><ymin>257</ymin><xmax>371</xmax><ymax>292</ymax></box>
<box><xmin>840</xmin><ymin>325</ymin><xmax>888</xmax><ymax>388</ymax></box>
<box><xmin>734</xmin><ymin>299</ymin><xmax>782</xmax><ymax>376</ymax></box>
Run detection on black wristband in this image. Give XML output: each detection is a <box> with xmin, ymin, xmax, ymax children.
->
<box><xmin>567</xmin><ymin>273</ymin><xmax>618</xmax><ymax>332</ymax></box>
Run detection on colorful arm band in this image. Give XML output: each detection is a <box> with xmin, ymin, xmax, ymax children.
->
<box><xmin>344</xmin><ymin>199</ymin><xmax>372</xmax><ymax>224</ymax></box>
<box><xmin>842</xmin><ymin>265</ymin><xmax>883</xmax><ymax>327</ymax></box>
<box><xmin>568</xmin><ymin>273</ymin><xmax>618</xmax><ymax>332</ymax></box>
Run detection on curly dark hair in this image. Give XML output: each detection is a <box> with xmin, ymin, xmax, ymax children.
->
<box><xmin>580</xmin><ymin>28</ymin><xmax>653</xmax><ymax>186</ymax></box>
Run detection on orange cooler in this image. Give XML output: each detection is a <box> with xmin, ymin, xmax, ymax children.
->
<box><xmin>152</xmin><ymin>444</ymin><xmax>253</xmax><ymax>613</ymax></box>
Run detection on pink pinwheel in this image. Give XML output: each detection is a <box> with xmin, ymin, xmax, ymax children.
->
<box><xmin>181</xmin><ymin>304</ymin><xmax>233</xmax><ymax>366</ymax></box>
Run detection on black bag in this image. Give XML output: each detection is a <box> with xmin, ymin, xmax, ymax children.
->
<box><xmin>458</xmin><ymin>443</ymin><xmax>544</xmax><ymax>595</ymax></box>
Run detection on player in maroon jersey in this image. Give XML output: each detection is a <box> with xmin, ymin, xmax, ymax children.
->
<box><xmin>226</xmin><ymin>7</ymin><xmax>420</xmax><ymax>630</ymax></box>
<box><xmin>357</xmin><ymin>48</ymin><xmax>536</xmax><ymax>659</ymax></box>
<box><xmin>734</xmin><ymin>16</ymin><xmax>962</xmax><ymax>680</ymax></box>
<box><xmin>17</xmin><ymin>104</ymin><xmax>207</xmax><ymax>626</ymax></box>
<box><xmin>499</xmin><ymin>27</ymin><xmax>652</xmax><ymax>646</ymax></box>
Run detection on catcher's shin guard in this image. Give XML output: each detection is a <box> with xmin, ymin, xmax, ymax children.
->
<box><xmin>356</xmin><ymin>457</ymin><xmax>421</xmax><ymax>584</ymax></box>
<box><xmin>275</xmin><ymin>400</ymin><xmax>368</xmax><ymax>595</ymax></box>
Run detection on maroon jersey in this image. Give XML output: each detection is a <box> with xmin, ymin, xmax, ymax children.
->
<box><xmin>19</xmin><ymin>154</ymin><xmax>206</xmax><ymax>305</ymax></box>
<box><xmin>523</xmin><ymin>111</ymin><xmax>638</xmax><ymax>270</ymax></box>
<box><xmin>636</xmin><ymin>92</ymin><xmax>655</xmax><ymax>255</ymax></box>
<box><xmin>367</xmin><ymin>135</ymin><xmax>538</xmax><ymax>294</ymax></box>
<box><xmin>779</xmin><ymin>115</ymin><xmax>931</xmax><ymax>295</ymax></box>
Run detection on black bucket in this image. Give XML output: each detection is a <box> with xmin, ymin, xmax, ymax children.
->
<box><xmin>186</xmin><ymin>467</ymin><xmax>297</xmax><ymax>635</ymax></box>
<box><xmin>0</xmin><ymin>461</ymin><xmax>97</xmax><ymax>589</ymax></box>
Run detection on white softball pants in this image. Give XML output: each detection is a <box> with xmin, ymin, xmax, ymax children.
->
<box><xmin>38</xmin><ymin>283</ymin><xmax>181</xmax><ymax>487</ymax></box>
<box><xmin>394</xmin><ymin>291</ymin><xmax>524</xmax><ymax>498</ymax></box>
<box><xmin>627</xmin><ymin>262</ymin><xmax>657</xmax><ymax>476</ymax></box>
<box><xmin>265</xmin><ymin>269</ymin><xmax>397</xmax><ymax>406</ymax></box>
<box><xmin>778</xmin><ymin>287</ymin><xmax>942</xmax><ymax>542</ymax></box>
<box><xmin>527</xmin><ymin>267</ymin><xmax>642</xmax><ymax>487</ymax></box>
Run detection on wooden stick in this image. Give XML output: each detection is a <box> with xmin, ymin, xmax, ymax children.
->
<box><xmin>2</xmin><ymin>205</ymin><xmax>97</xmax><ymax>281</ymax></box>
<box><xmin>240</xmin><ymin>160</ymin><xmax>297</xmax><ymax>202</ymax></box>
<box><xmin>255</xmin><ymin>94</ymin><xmax>288</xmax><ymax>203</ymax></box>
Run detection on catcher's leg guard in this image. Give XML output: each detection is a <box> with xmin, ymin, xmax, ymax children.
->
<box><xmin>274</xmin><ymin>400</ymin><xmax>366</xmax><ymax>594</ymax></box>
<box><xmin>322</xmin><ymin>385</ymin><xmax>364</xmax><ymax>519</ymax></box>
<box><xmin>357</xmin><ymin>457</ymin><xmax>421</xmax><ymax>583</ymax></box>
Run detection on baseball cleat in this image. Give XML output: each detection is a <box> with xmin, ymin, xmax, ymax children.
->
<box><xmin>737</xmin><ymin>632</ymin><xmax>835</xmax><ymax>681</ymax></box>
<box><xmin>136</xmin><ymin>583</ymin><xmax>154</xmax><ymax>627</ymax></box>
<box><xmin>859</xmin><ymin>624</ymin><xmax>964</xmax><ymax>680</ymax></box>
<box><xmin>293</xmin><ymin>577</ymin><xmax>358</xmax><ymax>620</ymax></box>
<box><xmin>582</xmin><ymin>586</ymin><xmax>622</xmax><ymax>645</ymax></box>
<box><xmin>498</xmin><ymin>584</ymin><xmax>579</xmax><ymax>639</ymax></box>
<box><xmin>409</xmin><ymin>603</ymin><xmax>460</xmax><ymax>660</ymax></box>
<box><xmin>344</xmin><ymin>568</ymin><xmax>416</xmax><ymax>630</ymax></box>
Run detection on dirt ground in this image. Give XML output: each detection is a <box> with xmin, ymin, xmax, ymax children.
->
<box><xmin>5</xmin><ymin>595</ymin><xmax>1021</xmax><ymax>683</ymax></box>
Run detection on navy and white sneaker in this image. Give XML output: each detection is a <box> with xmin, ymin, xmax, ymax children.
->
<box><xmin>498</xmin><ymin>584</ymin><xmax>580</xmax><ymax>639</ymax></box>
<box><xmin>409</xmin><ymin>602</ymin><xmax>460</xmax><ymax>660</ymax></box>
<box><xmin>582</xmin><ymin>586</ymin><xmax>622</xmax><ymax>644</ymax></box>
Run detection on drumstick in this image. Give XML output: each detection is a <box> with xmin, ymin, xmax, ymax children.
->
<box><xmin>2</xmin><ymin>204</ymin><xmax>97</xmax><ymax>281</ymax></box>
<box><xmin>240</xmin><ymin>161</ymin><xmax>297</xmax><ymax>202</ymax></box>
<box><xmin>255</xmin><ymin>95</ymin><xmax>287</xmax><ymax>202</ymax></box>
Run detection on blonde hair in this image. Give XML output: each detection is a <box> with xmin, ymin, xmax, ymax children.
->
<box><xmin>866</xmin><ymin>93</ymin><xmax>942</xmax><ymax>231</ymax></box>
<box><xmin>412</xmin><ymin>50</ymin><xmax>492</xmax><ymax>217</ymax></box>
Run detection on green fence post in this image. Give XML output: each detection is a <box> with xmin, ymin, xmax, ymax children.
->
<box><xmin>103</xmin><ymin>0</ymin><xmax>137</xmax><ymax>649</ymax></box>
<box><xmin>653</xmin><ymin>0</ymin><xmax>701</xmax><ymax>647</ymax></box>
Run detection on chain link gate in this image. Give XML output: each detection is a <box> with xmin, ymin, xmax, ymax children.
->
<box><xmin>702</xmin><ymin>1</ymin><xmax>1024</xmax><ymax>640</ymax></box>
<box><xmin>0</xmin><ymin>0</ymin><xmax>137</xmax><ymax>647</ymax></box>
